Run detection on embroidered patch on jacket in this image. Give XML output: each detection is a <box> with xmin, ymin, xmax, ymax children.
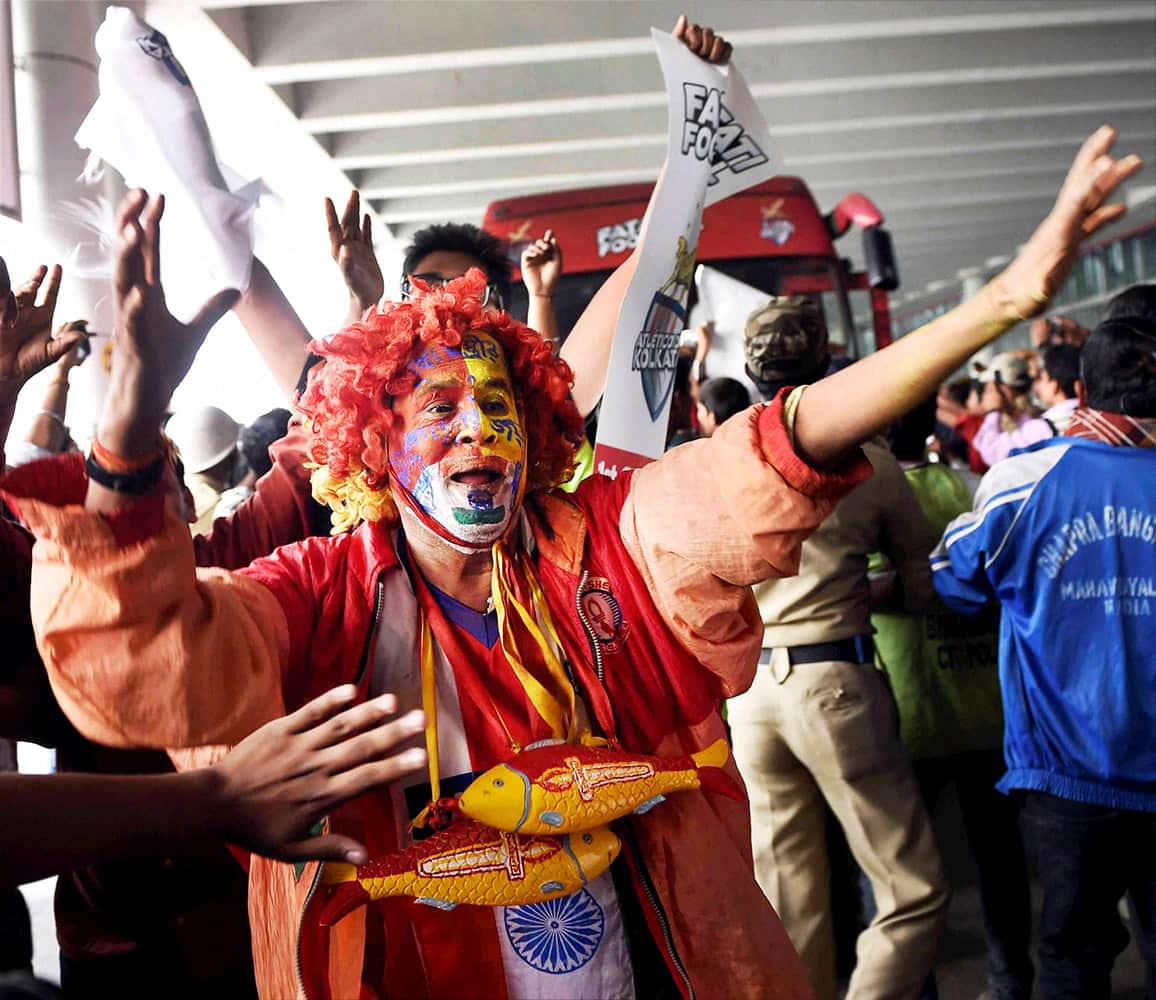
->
<box><xmin>579</xmin><ymin>578</ymin><xmax>631</xmax><ymax>654</ymax></box>
<box><xmin>504</xmin><ymin>888</ymin><xmax>605</xmax><ymax>973</ymax></box>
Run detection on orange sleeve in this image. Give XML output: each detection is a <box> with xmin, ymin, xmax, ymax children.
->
<box><xmin>618</xmin><ymin>391</ymin><xmax>870</xmax><ymax>694</ymax></box>
<box><xmin>17</xmin><ymin>497</ymin><xmax>292</xmax><ymax>750</ymax></box>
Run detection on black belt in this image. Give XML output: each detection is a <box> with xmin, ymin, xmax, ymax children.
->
<box><xmin>759</xmin><ymin>635</ymin><xmax>874</xmax><ymax>667</ymax></box>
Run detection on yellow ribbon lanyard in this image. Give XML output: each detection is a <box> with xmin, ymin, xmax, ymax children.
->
<box><xmin>418</xmin><ymin>612</ymin><xmax>443</xmax><ymax>808</ymax></box>
<box><xmin>414</xmin><ymin>542</ymin><xmax>577</xmax><ymax>818</ymax></box>
<box><xmin>490</xmin><ymin>541</ymin><xmax>577</xmax><ymax>744</ymax></box>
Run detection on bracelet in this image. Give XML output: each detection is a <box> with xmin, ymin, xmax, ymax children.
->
<box><xmin>85</xmin><ymin>452</ymin><xmax>166</xmax><ymax>496</ymax></box>
<box><xmin>91</xmin><ymin>436</ymin><xmax>165</xmax><ymax>473</ymax></box>
<box><xmin>34</xmin><ymin>409</ymin><xmax>66</xmax><ymax>427</ymax></box>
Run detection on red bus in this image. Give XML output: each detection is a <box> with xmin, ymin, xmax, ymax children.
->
<box><xmin>483</xmin><ymin>176</ymin><xmax>898</xmax><ymax>359</ymax></box>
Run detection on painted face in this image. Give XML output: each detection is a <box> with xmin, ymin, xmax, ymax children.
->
<box><xmin>388</xmin><ymin>331</ymin><xmax>526</xmax><ymax>546</ymax></box>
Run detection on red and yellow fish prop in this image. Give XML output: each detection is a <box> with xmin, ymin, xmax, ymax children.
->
<box><xmin>456</xmin><ymin>737</ymin><xmax>741</xmax><ymax>836</ymax></box>
<box><xmin>318</xmin><ymin>819</ymin><xmax>620</xmax><ymax>925</ymax></box>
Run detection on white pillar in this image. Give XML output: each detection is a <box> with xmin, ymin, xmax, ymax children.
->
<box><xmin>9</xmin><ymin>0</ymin><xmax>137</xmax><ymax>436</ymax></box>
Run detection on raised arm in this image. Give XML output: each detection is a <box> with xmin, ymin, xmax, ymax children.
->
<box><xmin>231</xmin><ymin>257</ymin><xmax>312</xmax><ymax>401</ymax></box>
<box><xmin>560</xmin><ymin>15</ymin><xmax>731</xmax><ymax>416</ymax></box>
<box><xmin>22</xmin><ymin>324</ymin><xmax>88</xmax><ymax>456</ymax></box>
<box><xmin>325</xmin><ymin>189</ymin><xmax>385</xmax><ymax>324</ymax></box>
<box><xmin>792</xmin><ymin>127</ymin><xmax>1142</xmax><ymax>468</ymax></box>
<box><xmin>1</xmin><ymin>191</ymin><xmax>298</xmax><ymax>749</ymax></box>
<box><xmin>0</xmin><ymin>687</ymin><xmax>426</xmax><ymax>888</ymax></box>
<box><xmin>521</xmin><ymin>229</ymin><xmax>562</xmax><ymax>344</ymax></box>
<box><xmin>89</xmin><ymin>190</ymin><xmax>238</xmax><ymax>504</ymax></box>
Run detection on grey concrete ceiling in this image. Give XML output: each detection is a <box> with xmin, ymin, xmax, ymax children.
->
<box><xmin>197</xmin><ymin>0</ymin><xmax>1156</xmax><ymax>294</ymax></box>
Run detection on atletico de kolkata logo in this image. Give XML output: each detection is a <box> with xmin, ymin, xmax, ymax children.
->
<box><xmin>630</xmin><ymin>237</ymin><xmax>696</xmax><ymax>421</ymax></box>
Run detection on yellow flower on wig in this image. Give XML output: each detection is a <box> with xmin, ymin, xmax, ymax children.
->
<box><xmin>308</xmin><ymin>461</ymin><xmax>396</xmax><ymax>535</ymax></box>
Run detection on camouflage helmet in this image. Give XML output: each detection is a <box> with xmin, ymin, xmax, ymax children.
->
<box><xmin>743</xmin><ymin>295</ymin><xmax>829</xmax><ymax>386</ymax></box>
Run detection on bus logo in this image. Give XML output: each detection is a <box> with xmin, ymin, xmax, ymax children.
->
<box><xmin>760</xmin><ymin>200</ymin><xmax>794</xmax><ymax>245</ymax></box>
<box><xmin>596</xmin><ymin>218</ymin><xmax>642</xmax><ymax>258</ymax></box>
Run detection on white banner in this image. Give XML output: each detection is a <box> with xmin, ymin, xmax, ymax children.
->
<box><xmin>691</xmin><ymin>263</ymin><xmax>765</xmax><ymax>398</ymax></box>
<box><xmin>74</xmin><ymin>7</ymin><xmax>262</xmax><ymax>317</ymax></box>
<box><xmin>592</xmin><ymin>32</ymin><xmax>779</xmax><ymax>478</ymax></box>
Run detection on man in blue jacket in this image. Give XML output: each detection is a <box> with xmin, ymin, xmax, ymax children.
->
<box><xmin>931</xmin><ymin>307</ymin><xmax>1156</xmax><ymax>999</ymax></box>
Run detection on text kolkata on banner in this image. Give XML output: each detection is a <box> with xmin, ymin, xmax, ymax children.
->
<box><xmin>592</xmin><ymin>32</ymin><xmax>781</xmax><ymax>480</ymax></box>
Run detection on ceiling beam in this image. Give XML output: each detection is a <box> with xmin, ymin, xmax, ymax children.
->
<box><xmin>351</xmin><ymin>135</ymin><xmax>1153</xmax><ymax>196</ymax></box>
<box><xmin>298</xmin><ymin>56</ymin><xmax>1154</xmax><ymax>133</ymax></box>
<box><xmin>243</xmin><ymin>2</ymin><xmax>1154</xmax><ymax>84</ymax></box>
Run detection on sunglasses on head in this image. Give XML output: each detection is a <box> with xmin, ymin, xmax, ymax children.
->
<box><xmin>400</xmin><ymin>272</ymin><xmax>504</xmax><ymax>310</ymax></box>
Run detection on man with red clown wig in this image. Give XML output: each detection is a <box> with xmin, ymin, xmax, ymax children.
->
<box><xmin>1</xmin><ymin>28</ymin><xmax>1141</xmax><ymax>995</ymax></box>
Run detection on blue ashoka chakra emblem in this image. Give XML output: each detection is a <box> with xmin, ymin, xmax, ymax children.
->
<box><xmin>504</xmin><ymin>888</ymin><xmax>605</xmax><ymax>974</ymax></box>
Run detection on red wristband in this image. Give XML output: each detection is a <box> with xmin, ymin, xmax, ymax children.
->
<box><xmin>91</xmin><ymin>436</ymin><xmax>165</xmax><ymax>473</ymax></box>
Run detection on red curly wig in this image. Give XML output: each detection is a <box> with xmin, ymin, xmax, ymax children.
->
<box><xmin>298</xmin><ymin>268</ymin><xmax>585</xmax><ymax>529</ymax></box>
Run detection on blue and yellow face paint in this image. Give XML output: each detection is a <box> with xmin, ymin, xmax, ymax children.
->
<box><xmin>388</xmin><ymin>332</ymin><xmax>527</xmax><ymax>546</ymax></box>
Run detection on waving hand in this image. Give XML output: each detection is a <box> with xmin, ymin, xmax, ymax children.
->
<box><xmin>99</xmin><ymin>189</ymin><xmax>239</xmax><ymax>459</ymax></box>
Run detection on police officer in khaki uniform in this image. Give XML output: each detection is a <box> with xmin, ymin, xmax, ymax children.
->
<box><xmin>728</xmin><ymin>296</ymin><xmax>948</xmax><ymax>1000</ymax></box>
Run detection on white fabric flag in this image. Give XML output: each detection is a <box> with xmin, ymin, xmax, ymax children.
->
<box><xmin>691</xmin><ymin>263</ymin><xmax>765</xmax><ymax>399</ymax></box>
<box><xmin>75</xmin><ymin>6</ymin><xmax>261</xmax><ymax>316</ymax></box>
<box><xmin>592</xmin><ymin>34</ymin><xmax>780</xmax><ymax>477</ymax></box>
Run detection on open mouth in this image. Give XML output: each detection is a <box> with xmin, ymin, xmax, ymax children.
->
<box><xmin>450</xmin><ymin>469</ymin><xmax>502</xmax><ymax>487</ymax></box>
<box><xmin>444</xmin><ymin>453</ymin><xmax>509</xmax><ymax>489</ymax></box>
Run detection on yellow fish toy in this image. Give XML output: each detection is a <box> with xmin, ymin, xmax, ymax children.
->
<box><xmin>457</xmin><ymin>737</ymin><xmax>741</xmax><ymax>836</ymax></box>
<box><xmin>318</xmin><ymin>819</ymin><xmax>620</xmax><ymax>925</ymax></box>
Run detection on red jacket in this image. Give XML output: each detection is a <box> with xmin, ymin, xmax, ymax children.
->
<box><xmin>7</xmin><ymin>397</ymin><xmax>867</xmax><ymax>999</ymax></box>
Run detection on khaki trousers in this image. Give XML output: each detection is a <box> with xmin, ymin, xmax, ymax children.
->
<box><xmin>729</xmin><ymin>649</ymin><xmax>948</xmax><ymax>1000</ymax></box>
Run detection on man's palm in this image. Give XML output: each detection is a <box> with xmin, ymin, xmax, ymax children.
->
<box><xmin>327</xmin><ymin>192</ymin><xmax>384</xmax><ymax>314</ymax></box>
<box><xmin>998</xmin><ymin>127</ymin><xmax>1142</xmax><ymax>319</ymax></box>
<box><xmin>101</xmin><ymin>190</ymin><xmax>237</xmax><ymax>455</ymax></box>
<box><xmin>0</xmin><ymin>264</ymin><xmax>85</xmax><ymax>404</ymax></box>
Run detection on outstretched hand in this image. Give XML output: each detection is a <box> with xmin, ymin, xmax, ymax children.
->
<box><xmin>0</xmin><ymin>260</ymin><xmax>85</xmax><ymax>408</ymax></box>
<box><xmin>792</xmin><ymin>125</ymin><xmax>1141</xmax><ymax>470</ymax></box>
<box><xmin>326</xmin><ymin>190</ymin><xmax>384</xmax><ymax>320</ymax></box>
<box><xmin>100</xmin><ymin>189</ymin><xmax>238</xmax><ymax>457</ymax></box>
<box><xmin>672</xmin><ymin>14</ymin><xmax>732</xmax><ymax>64</ymax></box>
<box><xmin>521</xmin><ymin>229</ymin><xmax>563</xmax><ymax>299</ymax></box>
<box><xmin>992</xmin><ymin>126</ymin><xmax>1142</xmax><ymax>321</ymax></box>
<box><xmin>213</xmin><ymin>685</ymin><xmax>426</xmax><ymax>864</ymax></box>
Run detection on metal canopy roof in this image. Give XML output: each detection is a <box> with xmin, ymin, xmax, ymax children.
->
<box><xmin>175</xmin><ymin>0</ymin><xmax>1155</xmax><ymax>294</ymax></box>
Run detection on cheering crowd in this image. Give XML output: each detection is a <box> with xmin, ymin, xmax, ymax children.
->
<box><xmin>1</xmin><ymin>15</ymin><xmax>1154</xmax><ymax>1000</ymax></box>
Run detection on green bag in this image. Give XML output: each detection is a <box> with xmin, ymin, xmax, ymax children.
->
<box><xmin>871</xmin><ymin>463</ymin><xmax>1004</xmax><ymax>761</ymax></box>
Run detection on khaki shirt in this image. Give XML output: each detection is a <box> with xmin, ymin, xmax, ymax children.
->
<box><xmin>754</xmin><ymin>441</ymin><xmax>936</xmax><ymax>649</ymax></box>
<box><xmin>187</xmin><ymin>472</ymin><xmax>224</xmax><ymax>537</ymax></box>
